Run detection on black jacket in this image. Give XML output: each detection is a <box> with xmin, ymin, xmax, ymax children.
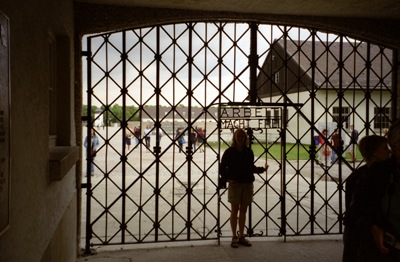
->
<box><xmin>220</xmin><ymin>146</ymin><xmax>264</xmax><ymax>184</ymax></box>
<box><xmin>348</xmin><ymin>157</ymin><xmax>399</xmax><ymax>236</ymax></box>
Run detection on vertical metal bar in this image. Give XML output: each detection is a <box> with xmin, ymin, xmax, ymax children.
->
<box><xmin>392</xmin><ymin>50</ymin><xmax>398</xmax><ymax>121</ymax></box>
<box><xmin>217</xmin><ymin>22</ymin><xmax>223</xmax><ymax>246</ymax></box>
<box><xmin>84</xmin><ymin>38</ymin><xmax>93</xmax><ymax>255</ymax></box>
<box><xmin>121</xmin><ymin>30</ymin><xmax>127</xmax><ymax>243</ymax></box>
<box><xmin>337</xmin><ymin>35</ymin><xmax>344</xmax><ymax>233</ymax></box>
<box><xmin>247</xmin><ymin>22</ymin><xmax>258</xmax><ymax>237</ymax></box>
<box><xmin>171</xmin><ymin>25</ymin><xmax>177</xmax><ymax>240</ymax></box>
<box><xmin>154</xmin><ymin>26</ymin><xmax>161</xmax><ymax>242</ymax></box>
<box><xmin>280</xmin><ymin>26</ymin><xmax>288</xmax><ymax>239</ymax></box>
<box><xmin>309</xmin><ymin>30</ymin><xmax>316</xmax><ymax>235</ymax></box>
<box><xmin>187</xmin><ymin>22</ymin><xmax>193</xmax><ymax>240</ymax></box>
<box><xmin>249</xmin><ymin>22</ymin><xmax>258</xmax><ymax>104</ymax></box>
<box><xmin>365</xmin><ymin>42</ymin><xmax>371</xmax><ymax>134</ymax></box>
<box><xmin>139</xmin><ymin>28</ymin><xmax>144</xmax><ymax>241</ymax></box>
<box><xmin>310</xmin><ymin>30</ymin><xmax>317</xmax><ymax>237</ymax></box>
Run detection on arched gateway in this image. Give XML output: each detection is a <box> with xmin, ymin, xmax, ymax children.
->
<box><xmin>81</xmin><ymin>22</ymin><xmax>396</xmax><ymax>250</ymax></box>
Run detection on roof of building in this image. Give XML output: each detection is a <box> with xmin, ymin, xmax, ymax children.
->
<box><xmin>262</xmin><ymin>39</ymin><xmax>393</xmax><ymax>88</ymax></box>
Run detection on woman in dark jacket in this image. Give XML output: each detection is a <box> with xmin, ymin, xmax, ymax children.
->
<box><xmin>220</xmin><ymin>128</ymin><xmax>268</xmax><ymax>248</ymax></box>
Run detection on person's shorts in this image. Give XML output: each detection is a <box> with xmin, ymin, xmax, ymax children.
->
<box><xmin>228</xmin><ymin>182</ymin><xmax>253</xmax><ymax>205</ymax></box>
<box><xmin>125</xmin><ymin>137</ymin><xmax>131</xmax><ymax>145</ymax></box>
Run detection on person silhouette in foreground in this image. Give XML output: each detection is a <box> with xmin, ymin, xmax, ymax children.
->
<box><xmin>343</xmin><ymin>135</ymin><xmax>390</xmax><ymax>261</ymax></box>
<box><xmin>220</xmin><ymin>129</ymin><xmax>268</xmax><ymax>248</ymax></box>
<box><xmin>346</xmin><ymin>121</ymin><xmax>400</xmax><ymax>261</ymax></box>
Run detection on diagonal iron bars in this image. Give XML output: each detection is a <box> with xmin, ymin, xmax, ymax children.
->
<box><xmin>81</xmin><ymin>22</ymin><xmax>397</xmax><ymax>252</ymax></box>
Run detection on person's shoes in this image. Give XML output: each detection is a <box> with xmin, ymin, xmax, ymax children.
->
<box><xmin>231</xmin><ymin>236</ymin><xmax>239</xmax><ymax>248</ymax></box>
<box><xmin>238</xmin><ymin>236</ymin><xmax>252</xmax><ymax>247</ymax></box>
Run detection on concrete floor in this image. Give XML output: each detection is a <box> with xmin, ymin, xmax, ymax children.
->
<box><xmin>77</xmin><ymin>235</ymin><xmax>344</xmax><ymax>262</ymax></box>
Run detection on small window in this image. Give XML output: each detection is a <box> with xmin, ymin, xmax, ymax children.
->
<box><xmin>332</xmin><ymin>107</ymin><xmax>350</xmax><ymax>129</ymax></box>
<box><xmin>374</xmin><ymin>107</ymin><xmax>391</xmax><ymax>129</ymax></box>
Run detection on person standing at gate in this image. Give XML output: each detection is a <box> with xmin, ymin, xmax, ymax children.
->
<box><xmin>219</xmin><ymin>128</ymin><xmax>268</xmax><ymax>248</ymax></box>
<box><xmin>84</xmin><ymin>128</ymin><xmax>100</xmax><ymax>176</ymax></box>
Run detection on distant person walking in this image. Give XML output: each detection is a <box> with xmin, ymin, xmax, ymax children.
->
<box><xmin>220</xmin><ymin>129</ymin><xmax>268</xmax><ymax>248</ymax></box>
<box><xmin>190</xmin><ymin>128</ymin><xmax>197</xmax><ymax>151</ymax></box>
<box><xmin>317</xmin><ymin>129</ymin><xmax>329</xmax><ymax>165</ymax></box>
<box><xmin>331</xmin><ymin>128</ymin><xmax>341</xmax><ymax>164</ymax></box>
<box><xmin>134</xmin><ymin>126</ymin><xmax>141</xmax><ymax>146</ymax></box>
<box><xmin>125</xmin><ymin>124</ymin><xmax>133</xmax><ymax>152</ymax></box>
<box><xmin>176</xmin><ymin>127</ymin><xmax>185</xmax><ymax>153</ymax></box>
<box><xmin>348</xmin><ymin>125</ymin><xmax>359</xmax><ymax>162</ymax></box>
<box><xmin>144</xmin><ymin>124</ymin><xmax>152</xmax><ymax>150</ymax></box>
<box><xmin>84</xmin><ymin>128</ymin><xmax>100</xmax><ymax>176</ymax></box>
<box><xmin>197</xmin><ymin>127</ymin><xmax>205</xmax><ymax>152</ymax></box>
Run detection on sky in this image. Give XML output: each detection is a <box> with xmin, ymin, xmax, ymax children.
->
<box><xmin>82</xmin><ymin>23</ymin><xmax>341</xmax><ymax>108</ymax></box>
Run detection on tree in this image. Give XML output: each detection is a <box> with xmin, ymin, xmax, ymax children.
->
<box><xmin>83</xmin><ymin>104</ymin><xmax>140</xmax><ymax>126</ymax></box>
<box><xmin>82</xmin><ymin>105</ymin><xmax>98</xmax><ymax>124</ymax></box>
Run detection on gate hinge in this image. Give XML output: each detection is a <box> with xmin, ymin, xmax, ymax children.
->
<box><xmin>81</xmin><ymin>116</ymin><xmax>91</xmax><ymax>122</ymax></box>
<box><xmin>81</xmin><ymin>183</ymin><xmax>91</xmax><ymax>189</ymax></box>
<box><xmin>81</xmin><ymin>50</ymin><xmax>91</xmax><ymax>57</ymax></box>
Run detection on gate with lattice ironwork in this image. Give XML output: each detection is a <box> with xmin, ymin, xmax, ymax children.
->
<box><xmin>81</xmin><ymin>22</ymin><xmax>397</xmax><ymax>251</ymax></box>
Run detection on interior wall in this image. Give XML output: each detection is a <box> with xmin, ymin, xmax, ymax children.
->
<box><xmin>74</xmin><ymin>3</ymin><xmax>400</xmax><ymax>50</ymax></box>
<box><xmin>0</xmin><ymin>0</ymin><xmax>77</xmax><ymax>261</ymax></box>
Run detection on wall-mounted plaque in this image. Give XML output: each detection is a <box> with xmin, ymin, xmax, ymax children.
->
<box><xmin>0</xmin><ymin>10</ymin><xmax>10</xmax><ymax>237</ymax></box>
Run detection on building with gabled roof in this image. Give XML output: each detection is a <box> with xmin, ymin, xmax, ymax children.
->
<box><xmin>257</xmin><ymin>39</ymin><xmax>393</xmax><ymax>143</ymax></box>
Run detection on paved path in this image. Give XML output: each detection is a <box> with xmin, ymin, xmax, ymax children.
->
<box><xmin>80</xmin><ymin>126</ymin><xmax>351</xmax><ymax>261</ymax></box>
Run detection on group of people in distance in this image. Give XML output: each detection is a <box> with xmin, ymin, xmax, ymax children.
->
<box><xmin>176</xmin><ymin>126</ymin><xmax>206</xmax><ymax>153</ymax></box>
<box><xmin>343</xmin><ymin>120</ymin><xmax>400</xmax><ymax>261</ymax></box>
<box><xmin>317</xmin><ymin>124</ymin><xmax>359</xmax><ymax>166</ymax></box>
<box><xmin>84</xmin><ymin>125</ymin><xmax>208</xmax><ymax>175</ymax></box>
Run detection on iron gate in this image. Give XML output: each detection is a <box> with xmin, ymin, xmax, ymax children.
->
<box><xmin>82</xmin><ymin>22</ymin><xmax>397</xmax><ymax>251</ymax></box>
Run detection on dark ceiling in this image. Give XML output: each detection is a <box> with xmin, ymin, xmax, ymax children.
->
<box><xmin>75</xmin><ymin>0</ymin><xmax>400</xmax><ymax>20</ymax></box>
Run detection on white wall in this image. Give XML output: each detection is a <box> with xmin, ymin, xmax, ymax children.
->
<box><xmin>266</xmin><ymin>89</ymin><xmax>392</xmax><ymax>144</ymax></box>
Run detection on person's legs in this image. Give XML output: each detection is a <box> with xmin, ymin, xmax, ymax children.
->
<box><xmin>349</xmin><ymin>144</ymin><xmax>357</xmax><ymax>162</ymax></box>
<box><xmin>91</xmin><ymin>161</ymin><xmax>94</xmax><ymax>175</ymax></box>
<box><xmin>319</xmin><ymin>146</ymin><xmax>324</xmax><ymax>162</ymax></box>
<box><xmin>353</xmin><ymin>144</ymin><xmax>357</xmax><ymax>161</ymax></box>
<box><xmin>238</xmin><ymin>203</ymin><xmax>248</xmax><ymax>238</ymax></box>
<box><xmin>237</xmin><ymin>183</ymin><xmax>253</xmax><ymax>247</ymax></box>
<box><xmin>331</xmin><ymin>149</ymin><xmax>336</xmax><ymax>163</ymax></box>
<box><xmin>228</xmin><ymin>182</ymin><xmax>241</xmax><ymax>248</ymax></box>
<box><xmin>230</xmin><ymin>203</ymin><xmax>239</xmax><ymax>238</ymax></box>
